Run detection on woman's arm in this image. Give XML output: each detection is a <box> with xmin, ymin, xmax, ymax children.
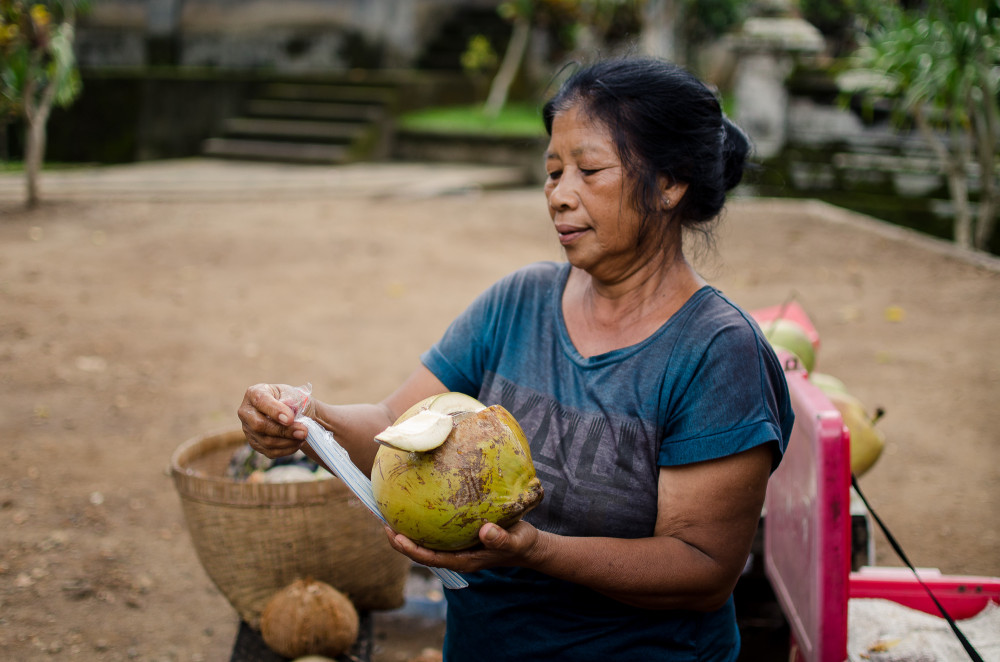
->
<box><xmin>238</xmin><ymin>365</ymin><xmax>448</xmax><ymax>477</ymax></box>
<box><xmin>385</xmin><ymin>443</ymin><xmax>773</xmax><ymax>611</ymax></box>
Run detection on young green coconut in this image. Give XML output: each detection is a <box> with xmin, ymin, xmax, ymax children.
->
<box><xmin>371</xmin><ymin>393</ymin><xmax>544</xmax><ymax>551</ymax></box>
<box><xmin>764</xmin><ymin>317</ymin><xmax>817</xmax><ymax>374</ymax></box>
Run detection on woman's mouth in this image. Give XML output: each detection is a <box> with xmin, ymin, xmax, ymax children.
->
<box><xmin>556</xmin><ymin>224</ymin><xmax>588</xmax><ymax>245</ymax></box>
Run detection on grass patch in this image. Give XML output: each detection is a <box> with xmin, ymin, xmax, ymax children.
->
<box><xmin>0</xmin><ymin>161</ymin><xmax>100</xmax><ymax>173</ymax></box>
<box><xmin>397</xmin><ymin>103</ymin><xmax>547</xmax><ymax>137</ymax></box>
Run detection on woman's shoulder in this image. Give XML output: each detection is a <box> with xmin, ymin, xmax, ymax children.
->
<box><xmin>466</xmin><ymin>262</ymin><xmax>566</xmax><ymax>318</ymax></box>
<box><xmin>672</xmin><ymin>288</ymin><xmax>773</xmax><ymax>357</ymax></box>
<box><xmin>682</xmin><ymin>287</ymin><xmax>759</xmax><ymax>332</ymax></box>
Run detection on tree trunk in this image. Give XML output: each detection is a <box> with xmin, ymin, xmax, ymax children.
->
<box><xmin>22</xmin><ymin>28</ymin><xmax>65</xmax><ymax>209</ymax></box>
<box><xmin>24</xmin><ymin>114</ymin><xmax>48</xmax><ymax>209</ymax></box>
<box><xmin>19</xmin><ymin>9</ymin><xmax>78</xmax><ymax>208</ymax></box>
<box><xmin>972</xmin><ymin>71</ymin><xmax>999</xmax><ymax>251</ymax></box>
<box><xmin>977</xmin><ymin>190</ymin><xmax>998</xmax><ymax>251</ymax></box>
<box><xmin>973</xmin><ymin>144</ymin><xmax>998</xmax><ymax>250</ymax></box>
<box><xmin>22</xmin><ymin>68</ymin><xmax>41</xmax><ymax>208</ymax></box>
<box><xmin>484</xmin><ymin>17</ymin><xmax>530</xmax><ymax>120</ymax></box>
<box><xmin>24</xmin><ymin>89</ymin><xmax>57</xmax><ymax>209</ymax></box>
<box><xmin>946</xmin><ymin>168</ymin><xmax>974</xmax><ymax>248</ymax></box>
<box><xmin>913</xmin><ymin>106</ymin><xmax>974</xmax><ymax>249</ymax></box>
<box><xmin>22</xmin><ymin>83</ymin><xmax>53</xmax><ymax>209</ymax></box>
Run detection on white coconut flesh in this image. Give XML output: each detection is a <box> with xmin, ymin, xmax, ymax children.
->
<box><xmin>413</xmin><ymin>392</ymin><xmax>487</xmax><ymax>417</ymax></box>
<box><xmin>375</xmin><ymin>409</ymin><xmax>455</xmax><ymax>452</ymax></box>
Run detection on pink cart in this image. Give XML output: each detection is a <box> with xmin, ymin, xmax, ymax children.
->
<box><xmin>753</xmin><ymin>303</ymin><xmax>1000</xmax><ymax>662</ymax></box>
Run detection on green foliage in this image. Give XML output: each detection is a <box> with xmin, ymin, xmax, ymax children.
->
<box><xmin>497</xmin><ymin>0</ymin><xmax>645</xmax><ymax>55</ymax></box>
<box><xmin>461</xmin><ymin>34</ymin><xmax>499</xmax><ymax>76</ymax></box>
<box><xmin>1</xmin><ymin>0</ymin><xmax>88</xmax><ymax>203</ymax></box>
<box><xmin>798</xmin><ymin>0</ymin><xmax>882</xmax><ymax>54</ymax></box>
<box><xmin>850</xmin><ymin>1</ymin><xmax>1000</xmax><ymax>128</ymax></box>
<box><xmin>844</xmin><ymin>0</ymin><xmax>1000</xmax><ymax>249</ymax></box>
<box><xmin>681</xmin><ymin>0</ymin><xmax>745</xmax><ymax>43</ymax></box>
<box><xmin>0</xmin><ymin>1</ymin><xmax>87</xmax><ymax>117</ymax></box>
<box><xmin>398</xmin><ymin>103</ymin><xmax>546</xmax><ymax>137</ymax></box>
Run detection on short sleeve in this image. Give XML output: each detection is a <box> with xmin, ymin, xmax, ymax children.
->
<box><xmin>658</xmin><ymin>317</ymin><xmax>792</xmax><ymax>470</ymax></box>
<box><xmin>420</xmin><ymin>287</ymin><xmax>499</xmax><ymax>396</ymax></box>
<box><xmin>419</xmin><ymin>263</ymin><xmax>561</xmax><ymax>398</ymax></box>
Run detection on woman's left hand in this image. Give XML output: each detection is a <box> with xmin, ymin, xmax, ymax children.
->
<box><xmin>384</xmin><ymin>520</ymin><xmax>543</xmax><ymax>573</ymax></box>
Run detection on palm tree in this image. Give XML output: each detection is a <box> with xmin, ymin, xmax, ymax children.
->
<box><xmin>844</xmin><ymin>1</ymin><xmax>1000</xmax><ymax>250</ymax></box>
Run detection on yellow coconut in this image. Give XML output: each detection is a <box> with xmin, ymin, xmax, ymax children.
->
<box><xmin>811</xmin><ymin>374</ymin><xmax>885</xmax><ymax>476</ymax></box>
<box><xmin>371</xmin><ymin>394</ymin><xmax>543</xmax><ymax>551</ymax></box>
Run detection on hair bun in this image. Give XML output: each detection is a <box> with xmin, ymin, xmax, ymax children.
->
<box><xmin>721</xmin><ymin>118</ymin><xmax>751</xmax><ymax>191</ymax></box>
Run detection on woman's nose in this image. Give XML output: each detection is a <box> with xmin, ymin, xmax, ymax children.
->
<box><xmin>546</xmin><ymin>179</ymin><xmax>575</xmax><ymax>211</ymax></box>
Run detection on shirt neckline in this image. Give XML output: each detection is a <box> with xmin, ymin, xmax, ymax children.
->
<box><xmin>552</xmin><ymin>262</ymin><xmax>713</xmax><ymax>368</ymax></box>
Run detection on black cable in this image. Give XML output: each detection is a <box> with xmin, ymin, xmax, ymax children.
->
<box><xmin>851</xmin><ymin>474</ymin><xmax>985</xmax><ymax>662</ymax></box>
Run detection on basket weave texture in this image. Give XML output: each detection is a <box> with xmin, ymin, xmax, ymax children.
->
<box><xmin>171</xmin><ymin>429</ymin><xmax>410</xmax><ymax>628</ymax></box>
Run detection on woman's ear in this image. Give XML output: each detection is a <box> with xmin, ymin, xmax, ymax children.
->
<box><xmin>660</xmin><ymin>179</ymin><xmax>689</xmax><ymax>210</ymax></box>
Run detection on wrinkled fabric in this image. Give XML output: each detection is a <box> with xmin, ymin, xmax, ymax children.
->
<box><xmin>421</xmin><ymin>261</ymin><xmax>794</xmax><ymax>661</ymax></box>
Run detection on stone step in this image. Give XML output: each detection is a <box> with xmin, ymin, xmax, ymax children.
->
<box><xmin>245</xmin><ymin>99</ymin><xmax>385</xmax><ymax>121</ymax></box>
<box><xmin>831</xmin><ymin>151</ymin><xmax>940</xmax><ymax>174</ymax></box>
<box><xmin>221</xmin><ymin>117</ymin><xmax>368</xmax><ymax>141</ymax></box>
<box><xmin>201</xmin><ymin>77</ymin><xmax>398</xmax><ymax>164</ymax></box>
<box><xmin>202</xmin><ymin>138</ymin><xmax>351</xmax><ymax>164</ymax></box>
<box><xmin>260</xmin><ymin>82</ymin><xmax>396</xmax><ymax>105</ymax></box>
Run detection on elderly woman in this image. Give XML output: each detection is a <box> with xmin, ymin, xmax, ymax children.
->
<box><xmin>239</xmin><ymin>57</ymin><xmax>794</xmax><ymax>661</ymax></box>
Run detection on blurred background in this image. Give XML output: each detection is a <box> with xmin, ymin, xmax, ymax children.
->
<box><xmin>2</xmin><ymin>0</ymin><xmax>998</xmax><ymax>255</ymax></box>
<box><xmin>2</xmin><ymin>2</ymin><xmax>999</xmax><ymax>661</ymax></box>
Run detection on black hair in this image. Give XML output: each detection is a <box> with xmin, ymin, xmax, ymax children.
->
<box><xmin>542</xmin><ymin>57</ymin><xmax>750</xmax><ymax>241</ymax></box>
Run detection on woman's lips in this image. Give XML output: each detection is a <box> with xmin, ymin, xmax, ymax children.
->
<box><xmin>556</xmin><ymin>224</ymin><xmax>588</xmax><ymax>245</ymax></box>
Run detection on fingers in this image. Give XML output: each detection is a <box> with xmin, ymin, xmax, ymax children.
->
<box><xmin>246</xmin><ymin>383</ymin><xmax>297</xmax><ymax>424</ymax></box>
<box><xmin>480</xmin><ymin>523</ymin><xmax>505</xmax><ymax>547</ymax></box>
<box><xmin>238</xmin><ymin>383</ymin><xmax>307</xmax><ymax>459</ymax></box>
<box><xmin>381</xmin><ymin>522</ymin><xmax>539</xmax><ymax>573</ymax></box>
<box><xmin>480</xmin><ymin>521</ymin><xmax>540</xmax><ymax>560</ymax></box>
<box><xmin>382</xmin><ymin>527</ymin><xmax>446</xmax><ymax>569</ymax></box>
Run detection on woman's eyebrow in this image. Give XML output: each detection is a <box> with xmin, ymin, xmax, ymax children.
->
<box><xmin>547</xmin><ymin>144</ymin><xmax>606</xmax><ymax>161</ymax></box>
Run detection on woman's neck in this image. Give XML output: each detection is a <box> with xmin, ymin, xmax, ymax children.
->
<box><xmin>563</xmin><ymin>251</ymin><xmax>706</xmax><ymax>357</ymax></box>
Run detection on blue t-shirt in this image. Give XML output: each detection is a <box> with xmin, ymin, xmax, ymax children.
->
<box><xmin>421</xmin><ymin>261</ymin><xmax>793</xmax><ymax>661</ymax></box>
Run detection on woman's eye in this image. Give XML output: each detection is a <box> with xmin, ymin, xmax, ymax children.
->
<box><xmin>547</xmin><ymin>170</ymin><xmax>562</xmax><ymax>180</ymax></box>
<box><xmin>579</xmin><ymin>168</ymin><xmax>599</xmax><ymax>176</ymax></box>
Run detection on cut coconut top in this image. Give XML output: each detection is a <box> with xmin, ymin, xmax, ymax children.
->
<box><xmin>375</xmin><ymin>409</ymin><xmax>454</xmax><ymax>452</ymax></box>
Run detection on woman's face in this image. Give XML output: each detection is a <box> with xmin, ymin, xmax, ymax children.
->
<box><xmin>544</xmin><ymin>105</ymin><xmax>652</xmax><ymax>278</ymax></box>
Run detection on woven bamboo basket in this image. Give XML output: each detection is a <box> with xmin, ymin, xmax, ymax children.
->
<box><xmin>170</xmin><ymin>428</ymin><xmax>410</xmax><ymax>629</ymax></box>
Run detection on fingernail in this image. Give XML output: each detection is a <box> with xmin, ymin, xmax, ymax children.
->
<box><xmin>278</xmin><ymin>414</ymin><xmax>289</xmax><ymax>424</ymax></box>
<box><xmin>483</xmin><ymin>525</ymin><xmax>499</xmax><ymax>542</ymax></box>
<box><xmin>293</xmin><ymin>429</ymin><xmax>306</xmax><ymax>440</ymax></box>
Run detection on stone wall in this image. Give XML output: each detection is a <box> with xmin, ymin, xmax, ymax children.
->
<box><xmin>76</xmin><ymin>0</ymin><xmax>500</xmax><ymax>69</ymax></box>
<box><xmin>724</xmin><ymin>14</ymin><xmax>984</xmax><ymax>248</ymax></box>
<box><xmin>34</xmin><ymin>68</ymin><xmax>478</xmax><ymax>164</ymax></box>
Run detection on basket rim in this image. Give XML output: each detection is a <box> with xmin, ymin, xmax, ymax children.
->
<box><xmin>172</xmin><ymin>428</ymin><xmax>410</xmax><ymax>623</ymax></box>
<box><xmin>171</xmin><ymin>427</ymin><xmax>351</xmax><ymax>506</ymax></box>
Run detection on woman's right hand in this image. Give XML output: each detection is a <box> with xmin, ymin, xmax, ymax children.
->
<box><xmin>237</xmin><ymin>383</ymin><xmax>315</xmax><ymax>459</ymax></box>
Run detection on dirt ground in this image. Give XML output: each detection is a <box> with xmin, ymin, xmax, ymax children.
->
<box><xmin>0</xmin><ymin>159</ymin><xmax>997</xmax><ymax>662</ymax></box>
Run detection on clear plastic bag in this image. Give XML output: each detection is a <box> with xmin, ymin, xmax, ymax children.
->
<box><xmin>290</xmin><ymin>384</ymin><xmax>468</xmax><ymax>590</ymax></box>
